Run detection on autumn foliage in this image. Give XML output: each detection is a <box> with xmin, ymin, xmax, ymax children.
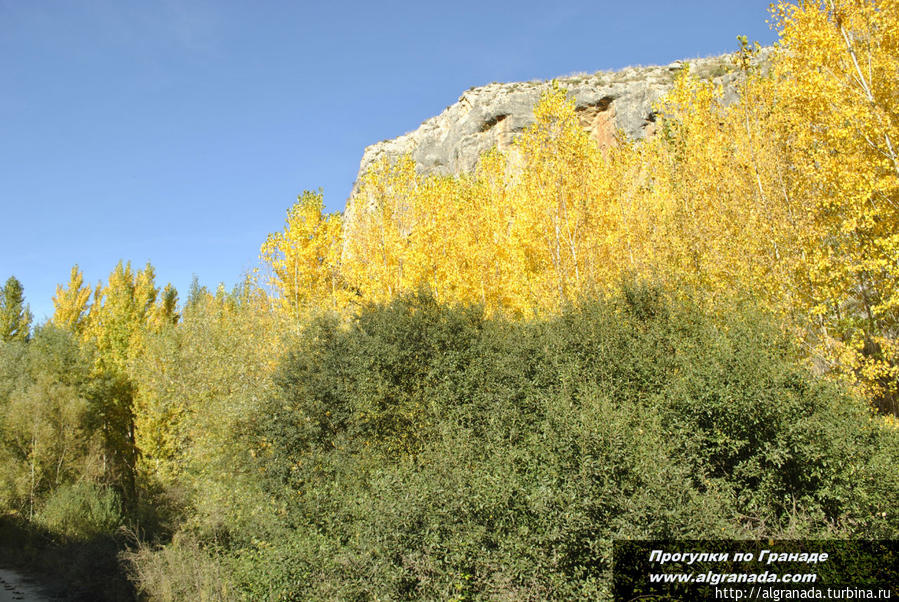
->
<box><xmin>1</xmin><ymin>1</ymin><xmax>898</xmax><ymax>599</ymax></box>
<box><xmin>263</xmin><ymin>0</ymin><xmax>899</xmax><ymax>415</ymax></box>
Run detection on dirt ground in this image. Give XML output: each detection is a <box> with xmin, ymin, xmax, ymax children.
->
<box><xmin>0</xmin><ymin>568</ymin><xmax>61</xmax><ymax>602</ymax></box>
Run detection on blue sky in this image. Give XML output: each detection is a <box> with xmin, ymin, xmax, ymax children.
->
<box><xmin>0</xmin><ymin>0</ymin><xmax>778</xmax><ymax>322</ymax></box>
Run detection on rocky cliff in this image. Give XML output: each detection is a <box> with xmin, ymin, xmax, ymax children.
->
<box><xmin>350</xmin><ymin>50</ymin><xmax>769</xmax><ymax>198</ymax></box>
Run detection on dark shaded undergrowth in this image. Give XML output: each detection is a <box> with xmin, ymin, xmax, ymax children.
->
<box><xmin>0</xmin><ymin>514</ymin><xmax>135</xmax><ymax>601</ymax></box>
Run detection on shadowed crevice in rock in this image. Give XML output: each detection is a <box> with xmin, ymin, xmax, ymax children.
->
<box><xmin>479</xmin><ymin>113</ymin><xmax>509</xmax><ymax>132</ymax></box>
<box><xmin>576</xmin><ymin>96</ymin><xmax>614</xmax><ymax>112</ymax></box>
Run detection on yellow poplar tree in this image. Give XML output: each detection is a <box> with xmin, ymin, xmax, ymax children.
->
<box><xmin>509</xmin><ymin>85</ymin><xmax>602</xmax><ymax>313</ymax></box>
<box><xmin>261</xmin><ymin>190</ymin><xmax>344</xmax><ymax>315</ymax></box>
<box><xmin>52</xmin><ymin>265</ymin><xmax>92</xmax><ymax>333</ymax></box>
<box><xmin>343</xmin><ymin>157</ymin><xmax>419</xmax><ymax>304</ymax></box>
<box><xmin>772</xmin><ymin>0</ymin><xmax>899</xmax><ymax>413</ymax></box>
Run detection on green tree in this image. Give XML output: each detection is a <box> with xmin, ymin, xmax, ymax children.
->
<box><xmin>0</xmin><ymin>326</ymin><xmax>103</xmax><ymax>520</ymax></box>
<box><xmin>129</xmin><ymin>275</ymin><xmax>284</xmax><ymax>548</ymax></box>
<box><xmin>0</xmin><ymin>276</ymin><xmax>33</xmax><ymax>342</ymax></box>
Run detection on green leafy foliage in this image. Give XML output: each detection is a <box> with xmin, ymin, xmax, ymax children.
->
<box><xmin>230</xmin><ymin>287</ymin><xmax>898</xmax><ymax>600</ymax></box>
<box><xmin>0</xmin><ymin>276</ymin><xmax>32</xmax><ymax>342</ymax></box>
<box><xmin>36</xmin><ymin>481</ymin><xmax>122</xmax><ymax>540</ymax></box>
<box><xmin>131</xmin><ymin>278</ymin><xmax>285</xmax><ymax>540</ymax></box>
<box><xmin>0</xmin><ymin>326</ymin><xmax>102</xmax><ymax>518</ymax></box>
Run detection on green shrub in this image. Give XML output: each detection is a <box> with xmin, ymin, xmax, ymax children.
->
<box><xmin>36</xmin><ymin>481</ymin><xmax>122</xmax><ymax>540</ymax></box>
<box><xmin>217</xmin><ymin>287</ymin><xmax>899</xmax><ymax>599</ymax></box>
<box><xmin>126</xmin><ymin>533</ymin><xmax>237</xmax><ymax>602</ymax></box>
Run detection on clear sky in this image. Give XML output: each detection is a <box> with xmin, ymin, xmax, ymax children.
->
<box><xmin>0</xmin><ymin>0</ymin><xmax>778</xmax><ymax>322</ymax></box>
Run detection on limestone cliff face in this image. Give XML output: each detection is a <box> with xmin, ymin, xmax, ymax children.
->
<box><xmin>349</xmin><ymin>51</ymin><xmax>768</xmax><ymax>201</ymax></box>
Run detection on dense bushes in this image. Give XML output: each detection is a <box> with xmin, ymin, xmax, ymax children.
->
<box><xmin>0</xmin><ymin>326</ymin><xmax>102</xmax><ymax>519</ymax></box>
<box><xmin>37</xmin><ymin>482</ymin><xmax>122</xmax><ymax>539</ymax></box>
<box><xmin>0</xmin><ymin>326</ymin><xmax>137</xmax><ymax>599</ymax></box>
<box><xmin>7</xmin><ymin>286</ymin><xmax>896</xmax><ymax>600</ymax></box>
<box><xmin>211</xmin><ymin>288</ymin><xmax>898</xmax><ymax>600</ymax></box>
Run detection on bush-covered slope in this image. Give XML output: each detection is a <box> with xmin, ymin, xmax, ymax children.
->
<box><xmin>216</xmin><ymin>288</ymin><xmax>898</xmax><ymax>600</ymax></box>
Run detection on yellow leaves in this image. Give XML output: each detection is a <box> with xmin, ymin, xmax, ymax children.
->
<box><xmin>255</xmin><ymin>79</ymin><xmax>783</xmax><ymax>317</ymax></box>
<box><xmin>260</xmin><ymin>190</ymin><xmax>345</xmax><ymax>315</ymax></box>
<box><xmin>52</xmin><ymin>265</ymin><xmax>91</xmax><ymax>332</ymax></box>
<box><xmin>253</xmin><ymin>4</ymin><xmax>898</xmax><ymax>413</ymax></box>
<box><xmin>81</xmin><ymin>261</ymin><xmax>159</xmax><ymax>375</ymax></box>
<box><xmin>53</xmin><ymin>260</ymin><xmax>181</xmax><ymax>382</ymax></box>
<box><xmin>768</xmin><ymin>0</ymin><xmax>899</xmax><ymax>414</ymax></box>
<box><xmin>342</xmin><ymin>157</ymin><xmax>419</xmax><ymax>305</ymax></box>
